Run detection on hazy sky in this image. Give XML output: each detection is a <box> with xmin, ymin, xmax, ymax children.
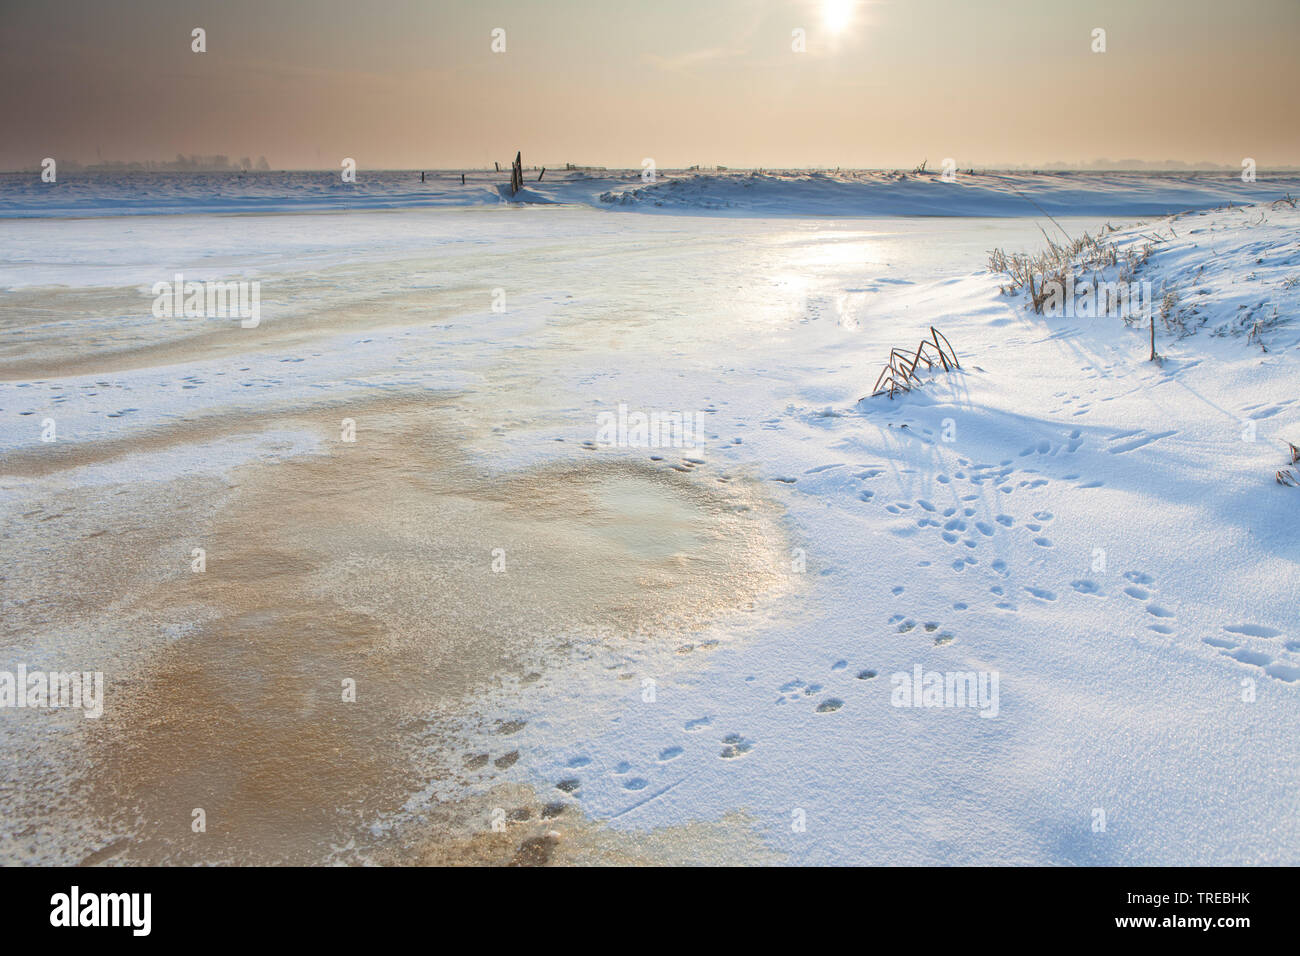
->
<box><xmin>3</xmin><ymin>0</ymin><xmax>1297</xmax><ymax>170</ymax></box>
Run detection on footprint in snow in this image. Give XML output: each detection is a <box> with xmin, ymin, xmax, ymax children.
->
<box><xmin>1228</xmin><ymin>648</ymin><xmax>1271</xmax><ymax>667</ymax></box>
<box><xmin>1222</xmin><ymin>624</ymin><xmax>1283</xmax><ymax>638</ymax></box>
<box><xmin>1265</xmin><ymin>663</ymin><xmax>1300</xmax><ymax>683</ymax></box>
<box><xmin>720</xmin><ymin>734</ymin><xmax>755</xmax><ymax>759</ymax></box>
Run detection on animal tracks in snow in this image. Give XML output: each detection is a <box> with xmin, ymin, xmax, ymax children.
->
<box><xmin>1018</xmin><ymin>429</ymin><xmax>1085</xmax><ymax>458</ymax></box>
<box><xmin>1106</xmin><ymin>429</ymin><xmax>1178</xmax><ymax>455</ymax></box>
<box><xmin>1223</xmin><ymin>623</ymin><xmax>1283</xmax><ymax>638</ymax></box>
<box><xmin>848</xmin><ymin>435</ymin><xmax>1297</xmax><ymax>689</ymax></box>
<box><xmin>1242</xmin><ymin>397</ymin><xmax>1296</xmax><ymax>421</ymax></box>
<box><xmin>1204</xmin><ymin>624</ymin><xmax>1298</xmax><ymax>683</ymax></box>
<box><xmin>548</xmin><ymin>412</ymin><xmax>1296</xmax><ymax>824</ymax></box>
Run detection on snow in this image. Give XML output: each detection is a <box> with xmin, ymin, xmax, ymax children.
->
<box><xmin>2</xmin><ymin>175</ymin><xmax>1297</xmax><ymax>864</ymax></box>
<box><xmin>4</xmin><ymin>168</ymin><xmax>1298</xmax><ymax>220</ymax></box>
<box><xmin>598</xmin><ymin>169</ymin><xmax>1300</xmax><ymax>218</ymax></box>
<box><xmin>479</xmin><ymin>200</ymin><xmax>1300</xmax><ymax>864</ymax></box>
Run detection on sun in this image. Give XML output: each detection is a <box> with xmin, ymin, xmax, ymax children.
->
<box><xmin>823</xmin><ymin>0</ymin><xmax>854</xmax><ymax>34</ymax></box>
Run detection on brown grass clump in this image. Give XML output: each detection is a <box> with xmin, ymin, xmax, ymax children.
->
<box><xmin>988</xmin><ymin>229</ymin><xmax>1154</xmax><ymax>316</ymax></box>
<box><xmin>867</xmin><ymin>327</ymin><xmax>961</xmax><ymax>399</ymax></box>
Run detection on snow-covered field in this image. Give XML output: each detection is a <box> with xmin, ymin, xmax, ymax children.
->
<box><xmin>5</xmin><ymin>168</ymin><xmax>1298</xmax><ymax>219</ymax></box>
<box><xmin>1</xmin><ymin>174</ymin><xmax>1297</xmax><ymax>865</ymax></box>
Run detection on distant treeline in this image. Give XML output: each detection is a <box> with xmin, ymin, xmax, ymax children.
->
<box><xmin>33</xmin><ymin>154</ymin><xmax>272</xmax><ymax>172</ymax></box>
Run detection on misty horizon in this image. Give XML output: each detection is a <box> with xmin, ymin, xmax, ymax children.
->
<box><xmin>10</xmin><ymin>157</ymin><xmax>1300</xmax><ymax>174</ymax></box>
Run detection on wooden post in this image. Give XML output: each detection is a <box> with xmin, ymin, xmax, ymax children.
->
<box><xmin>538</xmin><ymin>167</ymin><xmax>546</xmax><ymax>182</ymax></box>
<box><xmin>461</xmin><ymin>173</ymin><xmax>465</xmax><ymax>185</ymax></box>
<box><xmin>511</xmin><ymin>151</ymin><xmax>523</xmax><ymax>195</ymax></box>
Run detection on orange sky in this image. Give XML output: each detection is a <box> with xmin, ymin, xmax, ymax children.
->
<box><xmin>2</xmin><ymin>0</ymin><xmax>1297</xmax><ymax>170</ymax></box>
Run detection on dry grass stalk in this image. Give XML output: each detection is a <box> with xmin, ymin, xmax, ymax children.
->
<box><xmin>988</xmin><ymin>230</ymin><xmax>1153</xmax><ymax>318</ymax></box>
<box><xmin>868</xmin><ymin>327</ymin><xmax>960</xmax><ymax>399</ymax></box>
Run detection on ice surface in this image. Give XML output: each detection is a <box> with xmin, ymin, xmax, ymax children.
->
<box><xmin>2</xmin><ymin>184</ymin><xmax>1297</xmax><ymax>864</ymax></box>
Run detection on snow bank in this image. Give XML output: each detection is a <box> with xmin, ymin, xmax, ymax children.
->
<box><xmin>600</xmin><ymin>169</ymin><xmax>1300</xmax><ymax>218</ymax></box>
<box><xmin>5</xmin><ymin>168</ymin><xmax>1298</xmax><ymax>220</ymax></box>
